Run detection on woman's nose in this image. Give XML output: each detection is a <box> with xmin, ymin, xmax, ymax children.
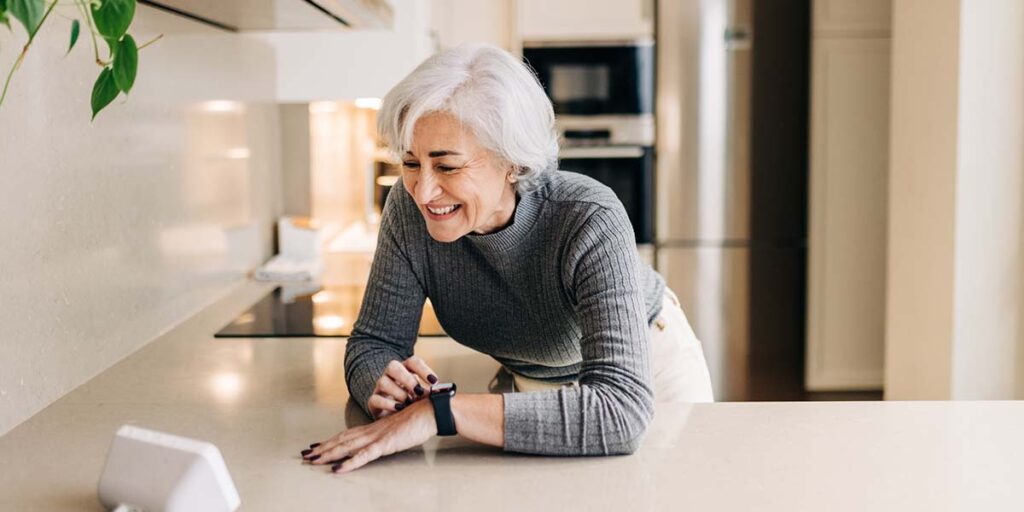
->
<box><xmin>414</xmin><ymin>169</ymin><xmax>441</xmax><ymax>204</ymax></box>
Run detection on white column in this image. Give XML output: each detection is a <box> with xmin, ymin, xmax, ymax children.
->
<box><xmin>950</xmin><ymin>0</ymin><xmax>1024</xmax><ymax>399</ymax></box>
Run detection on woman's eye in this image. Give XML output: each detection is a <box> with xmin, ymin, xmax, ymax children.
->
<box><xmin>402</xmin><ymin>162</ymin><xmax>420</xmax><ymax>170</ymax></box>
<box><xmin>436</xmin><ymin>166</ymin><xmax>458</xmax><ymax>173</ymax></box>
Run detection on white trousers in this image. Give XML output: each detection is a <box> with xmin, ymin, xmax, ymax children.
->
<box><xmin>510</xmin><ymin>288</ymin><xmax>715</xmax><ymax>403</ymax></box>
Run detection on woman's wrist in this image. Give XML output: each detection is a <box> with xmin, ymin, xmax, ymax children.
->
<box><xmin>413</xmin><ymin>398</ymin><xmax>439</xmax><ymax>436</ymax></box>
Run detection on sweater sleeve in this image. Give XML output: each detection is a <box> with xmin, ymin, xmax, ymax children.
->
<box><xmin>344</xmin><ymin>186</ymin><xmax>427</xmax><ymax>417</ymax></box>
<box><xmin>501</xmin><ymin>206</ymin><xmax>655</xmax><ymax>455</ymax></box>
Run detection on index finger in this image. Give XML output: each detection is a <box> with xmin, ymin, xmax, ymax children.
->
<box><xmin>403</xmin><ymin>355</ymin><xmax>438</xmax><ymax>386</ymax></box>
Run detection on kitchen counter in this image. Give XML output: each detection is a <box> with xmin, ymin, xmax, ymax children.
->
<box><xmin>1</xmin><ymin>280</ymin><xmax>1022</xmax><ymax>511</ymax></box>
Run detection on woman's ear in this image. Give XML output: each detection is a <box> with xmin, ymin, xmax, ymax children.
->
<box><xmin>506</xmin><ymin>165</ymin><xmax>521</xmax><ymax>183</ymax></box>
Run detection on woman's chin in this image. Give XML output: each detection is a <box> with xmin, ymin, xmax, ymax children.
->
<box><xmin>426</xmin><ymin>227</ymin><xmax>465</xmax><ymax>243</ymax></box>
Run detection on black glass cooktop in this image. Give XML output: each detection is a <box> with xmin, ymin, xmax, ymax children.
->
<box><xmin>216</xmin><ymin>285</ymin><xmax>446</xmax><ymax>338</ymax></box>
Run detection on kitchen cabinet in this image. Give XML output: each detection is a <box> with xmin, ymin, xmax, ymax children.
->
<box><xmin>253</xmin><ymin>0</ymin><xmax>434</xmax><ymax>102</ymax></box>
<box><xmin>516</xmin><ymin>0</ymin><xmax>654</xmax><ymax>42</ymax></box>
<box><xmin>805</xmin><ymin>0</ymin><xmax>891</xmax><ymax>391</ymax></box>
<box><xmin>431</xmin><ymin>0</ymin><xmax>514</xmax><ymax>51</ymax></box>
<box><xmin>139</xmin><ymin>0</ymin><xmax>393</xmax><ymax>30</ymax></box>
<box><xmin>812</xmin><ymin>0</ymin><xmax>891</xmax><ymax>37</ymax></box>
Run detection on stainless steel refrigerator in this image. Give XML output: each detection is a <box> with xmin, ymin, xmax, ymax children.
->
<box><xmin>656</xmin><ymin>0</ymin><xmax>753</xmax><ymax>401</ymax></box>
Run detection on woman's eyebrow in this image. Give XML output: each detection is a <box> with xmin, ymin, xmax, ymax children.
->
<box><xmin>404</xmin><ymin>150</ymin><xmax>464</xmax><ymax>158</ymax></box>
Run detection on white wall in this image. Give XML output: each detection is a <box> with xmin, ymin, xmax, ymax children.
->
<box><xmin>885</xmin><ymin>0</ymin><xmax>1024</xmax><ymax>400</ymax></box>
<box><xmin>950</xmin><ymin>0</ymin><xmax>1024</xmax><ymax>399</ymax></box>
<box><xmin>0</xmin><ymin>7</ymin><xmax>283</xmax><ymax>435</ymax></box>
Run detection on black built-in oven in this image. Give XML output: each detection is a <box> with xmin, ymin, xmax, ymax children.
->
<box><xmin>558</xmin><ymin>145</ymin><xmax>654</xmax><ymax>244</ymax></box>
<box><xmin>523</xmin><ymin>42</ymin><xmax>654</xmax><ymax>116</ymax></box>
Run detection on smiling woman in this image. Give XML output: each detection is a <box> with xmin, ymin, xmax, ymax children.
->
<box><xmin>302</xmin><ymin>43</ymin><xmax>713</xmax><ymax>474</ymax></box>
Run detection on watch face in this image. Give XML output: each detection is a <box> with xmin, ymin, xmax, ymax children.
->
<box><xmin>430</xmin><ymin>382</ymin><xmax>456</xmax><ymax>395</ymax></box>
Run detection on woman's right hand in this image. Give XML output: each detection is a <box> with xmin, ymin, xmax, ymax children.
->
<box><xmin>368</xmin><ymin>355</ymin><xmax>439</xmax><ymax>419</ymax></box>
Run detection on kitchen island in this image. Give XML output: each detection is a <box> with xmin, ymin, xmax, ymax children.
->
<box><xmin>1</xmin><ymin>280</ymin><xmax>1021</xmax><ymax>511</ymax></box>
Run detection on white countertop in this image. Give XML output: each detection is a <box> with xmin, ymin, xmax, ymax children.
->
<box><xmin>1</xmin><ymin>281</ymin><xmax>1022</xmax><ymax>511</ymax></box>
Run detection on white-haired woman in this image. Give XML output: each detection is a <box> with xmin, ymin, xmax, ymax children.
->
<box><xmin>301</xmin><ymin>43</ymin><xmax>713</xmax><ymax>473</ymax></box>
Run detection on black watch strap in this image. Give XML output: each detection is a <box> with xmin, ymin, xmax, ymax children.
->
<box><xmin>429</xmin><ymin>383</ymin><xmax>457</xmax><ymax>436</ymax></box>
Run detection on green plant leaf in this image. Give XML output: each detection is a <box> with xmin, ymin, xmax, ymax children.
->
<box><xmin>65</xmin><ymin>18</ymin><xmax>79</xmax><ymax>55</ymax></box>
<box><xmin>91</xmin><ymin>67</ymin><xmax>119</xmax><ymax>120</ymax></box>
<box><xmin>112</xmin><ymin>34</ymin><xmax>136</xmax><ymax>93</ymax></box>
<box><xmin>8</xmin><ymin>0</ymin><xmax>44</xmax><ymax>36</ymax></box>
<box><xmin>91</xmin><ymin>0</ymin><xmax>134</xmax><ymax>40</ymax></box>
<box><xmin>1</xmin><ymin>1</ymin><xmax>12</xmax><ymax>33</ymax></box>
<box><xmin>103</xmin><ymin>35</ymin><xmax>117</xmax><ymax>58</ymax></box>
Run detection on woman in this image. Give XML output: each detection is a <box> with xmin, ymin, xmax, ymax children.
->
<box><xmin>301</xmin><ymin>43</ymin><xmax>713</xmax><ymax>473</ymax></box>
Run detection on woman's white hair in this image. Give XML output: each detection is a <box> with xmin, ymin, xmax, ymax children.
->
<box><xmin>377</xmin><ymin>43</ymin><xmax>559</xmax><ymax>192</ymax></box>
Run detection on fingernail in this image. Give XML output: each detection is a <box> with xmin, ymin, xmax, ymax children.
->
<box><xmin>395</xmin><ymin>403</ymin><xmax>406</xmax><ymax>411</ymax></box>
<box><xmin>404</xmin><ymin>397</ymin><xmax>412</xmax><ymax>405</ymax></box>
<box><xmin>309</xmin><ymin>442</ymin><xmax>320</xmax><ymax>448</ymax></box>
<box><xmin>427</xmin><ymin>374</ymin><xmax>438</xmax><ymax>384</ymax></box>
<box><xmin>301</xmin><ymin>449</ymin><xmax>313</xmax><ymax>456</ymax></box>
<box><xmin>331</xmin><ymin>462</ymin><xmax>343</xmax><ymax>472</ymax></box>
<box><xmin>309</xmin><ymin>454</ymin><xmax>321</xmax><ymax>462</ymax></box>
<box><xmin>414</xmin><ymin>384</ymin><xmax>424</xmax><ymax>395</ymax></box>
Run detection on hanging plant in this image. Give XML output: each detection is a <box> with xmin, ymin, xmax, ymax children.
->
<box><xmin>0</xmin><ymin>0</ymin><xmax>161</xmax><ymax>120</ymax></box>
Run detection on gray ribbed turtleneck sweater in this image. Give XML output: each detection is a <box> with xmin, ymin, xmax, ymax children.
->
<box><xmin>344</xmin><ymin>170</ymin><xmax>665</xmax><ymax>455</ymax></box>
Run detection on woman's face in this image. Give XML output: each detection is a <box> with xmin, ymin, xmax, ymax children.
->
<box><xmin>401</xmin><ymin>112</ymin><xmax>517</xmax><ymax>243</ymax></box>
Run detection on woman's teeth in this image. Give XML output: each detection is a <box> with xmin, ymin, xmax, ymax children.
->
<box><xmin>427</xmin><ymin>205</ymin><xmax>461</xmax><ymax>215</ymax></box>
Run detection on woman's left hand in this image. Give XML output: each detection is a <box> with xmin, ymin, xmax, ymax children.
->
<box><xmin>301</xmin><ymin>399</ymin><xmax>437</xmax><ymax>473</ymax></box>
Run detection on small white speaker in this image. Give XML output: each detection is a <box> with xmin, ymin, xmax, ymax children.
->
<box><xmin>97</xmin><ymin>425</ymin><xmax>241</xmax><ymax>512</ymax></box>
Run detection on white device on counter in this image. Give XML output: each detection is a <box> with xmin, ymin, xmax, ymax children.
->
<box><xmin>97</xmin><ymin>425</ymin><xmax>240</xmax><ymax>512</ymax></box>
<box><xmin>278</xmin><ymin>216</ymin><xmax>330</xmax><ymax>261</ymax></box>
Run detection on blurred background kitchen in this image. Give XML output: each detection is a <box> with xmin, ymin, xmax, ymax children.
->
<box><xmin>2</xmin><ymin>0</ymin><xmax>1022</xmax><ymax>436</ymax></box>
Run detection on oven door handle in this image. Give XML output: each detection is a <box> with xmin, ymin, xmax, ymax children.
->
<box><xmin>559</xmin><ymin>146</ymin><xmax>646</xmax><ymax>159</ymax></box>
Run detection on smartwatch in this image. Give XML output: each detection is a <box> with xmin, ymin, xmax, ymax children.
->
<box><xmin>428</xmin><ymin>382</ymin><xmax>457</xmax><ymax>436</ymax></box>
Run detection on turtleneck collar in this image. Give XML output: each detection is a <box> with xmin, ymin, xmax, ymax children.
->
<box><xmin>464</xmin><ymin>185</ymin><xmax>544</xmax><ymax>254</ymax></box>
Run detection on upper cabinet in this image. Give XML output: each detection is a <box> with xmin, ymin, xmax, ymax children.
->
<box><xmin>812</xmin><ymin>0</ymin><xmax>891</xmax><ymax>36</ymax></box>
<box><xmin>141</xmin><ymin>0</ymin><xmax>394</xmax><ymax>30</ymax></box>
<box><xmin>431</xmin><ymin>0</ymin><xmax>514</xmax><ymax>51</ymax></box>
<box><xmin>253</xmin><ymin>0</ymin><xmax>432</xmax><ymax>102</ymax></box>
<box><xmin>516</xmin><ymin>0</ymin><xmax>654</xmax><ymax>42</ymax></box>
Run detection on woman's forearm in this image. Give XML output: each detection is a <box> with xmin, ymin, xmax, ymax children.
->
<box><xmin>450</xmin><ymin>393</ymin><xmax>504</xmax><ymax>448</ymax></box>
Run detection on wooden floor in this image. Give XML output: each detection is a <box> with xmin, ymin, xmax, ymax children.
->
<box><xmin>745</xmin><ymin>356</ymin><xmax>883</xmax><ymax>402</ymax></box>
<box><xmin>804</xmin><ymin>390</ymin><xmax>883</xmax><ymax>401</ymax></box>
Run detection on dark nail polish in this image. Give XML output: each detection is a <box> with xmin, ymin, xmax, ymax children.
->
<box><xmin>414</xmin><ymin>384</ymin><xmax>424</xmax><ymax>396</ymax></box>
<box><xmin>404</xmin><ymin>397</ymin><xmax>412</xmax><ymax>405</ymax></box>
<box><xmin>427</xmin><ymin>374</ymin><xmax>438</xmax><ymax>384</ymax></box>
<box><xmin>309</xmin><ymin>454</ymin><xmax>321</xmax><ymax>462</ymax></box>
<box><xmin>331</xmin><ymin>463</ymin><xmax>343</xmax><ymax>472</ymax></box>
<box><xmin>309</xmin><ymin>442</ymin><xmax>320</xmax><ymax>448</ymax></box>
<box><xmin>395</xmin><ymin>403</ymin><xmax>405</xmax><ymax>411</ymax></box>
<box><xmin>301</xmin><ymin>449</ymin><xmax>313</xmax><ymax>456</ymax></box>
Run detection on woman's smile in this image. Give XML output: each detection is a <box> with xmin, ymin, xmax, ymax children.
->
<box><xmin>424</xmin><ymin>203</ymin><xmax>463</xmax><ymax>219</ymax></box>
